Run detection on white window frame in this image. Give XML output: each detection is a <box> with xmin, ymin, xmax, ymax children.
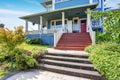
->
<box><xmin>55</xmin><ymin>0</ymin><xmax>70</xmax><ymax>3</ymax></box>
<box><xmin>50</xmin><ymin>19</ymin><xmax>68</xmax><ymax>29</ymax></box>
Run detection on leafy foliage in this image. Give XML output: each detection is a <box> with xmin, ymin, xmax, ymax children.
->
<box><xmin>0</xmin><ymin>26</ymin><xmax>25</xmax><ymax>51</ymax></box>
<box><xmin>26</xmin><ymin>38</ymin><xmax>42</xmax><ymax>44</ymax></box>
<box><xmin>85</xmin><ymin>42</ymin><xmax>120</xmax><ymax>80</ymax></box>
<box><xmin>89</xmin><ymin>10</ymin><xmax>120</xmax><ymax>43</ymax></box>
<box><xmin>0</xmin><ymin>26</ymin><xmax>38</xmax><ymax>71</ymax></box>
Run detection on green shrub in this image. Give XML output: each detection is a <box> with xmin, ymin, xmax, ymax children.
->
<box><xmin>85</xmin><ymin>45</ymin><xmax>96</xmax><ymax>53</ymax></box>
<box><xmin>26</xmin><ymin>39</ymin><xmax>32</xmax><ymax>44</ymax></box>
<box><xmin>0</xmin><ymin>48</ymin><xmax>38</xmax><ymax>71</ymax></box>
<box><xmin>30</xmin><ymin>48</ymin><xmax>47</xmax><ymax>61</ymax></box>
<box><xmin>85</xmin><ymin>42</ymin><xmax>120</xmax><ymax>80</ymax></box>
<box><xmin>26</xmin><ymin>38</ymin><xmax>42</xmax><ymax>44</ymax></box>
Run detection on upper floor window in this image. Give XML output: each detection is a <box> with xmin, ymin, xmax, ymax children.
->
<box><xmin>55</xmin><ymin>0</ymin><xmax>69</xmax><ymax>3</ymax></box>
<box><xmin>55</xmin><ymin>0</ymin><xmax>61</xmax><ymax>3</ymax></box>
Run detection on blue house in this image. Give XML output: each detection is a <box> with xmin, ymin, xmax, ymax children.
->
<box><xmin>20</xmin><ymin>0</ymin><xmax>105</xmax><ymax>50</ymax></box>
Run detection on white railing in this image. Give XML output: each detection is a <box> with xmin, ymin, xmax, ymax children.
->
<box><xmin>54</xmin><ymin>28</ymin><xmax>63</xmax><ymax>47</ymax></box>
<box><xmin>87</xmin><ymin>11</ymin><xmax>96</xmax><ymax>45</ymax></box>
<box><xmin>88</xmin><ymin>24</ymin><xmax>96</xmax><ymax>45</ymax></box>
<box><xmin>27</xmin><ymin>30</ymin><xmax>39</xmax><ymax>34</ymax></box>
<box><xmin>27</xmin><ymin>29</ymin><xmax>57</xmax><ymax>34</ymax></box>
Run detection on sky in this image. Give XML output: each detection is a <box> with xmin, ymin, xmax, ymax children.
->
<box><xmin>0</xmin><ymin>0</ymin><xmax>119</xmax><ymax>30</ymax></box>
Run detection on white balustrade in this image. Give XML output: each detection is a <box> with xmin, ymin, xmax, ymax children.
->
<box><xmin>87</xmin><ymin>9</ymin><xmax>95</xmax><ymax>45</ymax></box>
<box><xmin>27</xmin><ymin>29</ymin><xmax>58</xmax><ymax>34</ymax></box>
<box><xmin>54</xmin><ymin>28</ymin><xmax>63</xmax><ymax>47</ymax></box>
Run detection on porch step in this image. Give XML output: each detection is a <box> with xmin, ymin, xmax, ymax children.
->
<box><xmin>55</xmin><ymin>46</ymin><xmax>85</xmax><ymax>50</ymax></box>
<box><xmin>38</xmin><ymin>64</ymin><xmax>105</xmax><ymax>80</ymax></box>
<box><xmin>55</xmin><ymin>32</ymin><xmax>92</xmax><ymax>51</ymax></box>
<box><xmin>43</xmin><ymin>55</ymin><xmax>91</xmax><ymax>64</ymax></box>
<box><xmin>40</xmin><ymin>59</ymin><xmax>94</xmax><ymax>71</ymax></box>
<box><xmin>38</xmin><ymin>52</ymin><xmax>106</xmax><ymax>80</ymax></box>
<box><xmin>45</xmin><ymin>52</ymin><xmax>89</xmax><ymax>58</ymax></box>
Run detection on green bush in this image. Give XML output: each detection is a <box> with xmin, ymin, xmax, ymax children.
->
<box><xmin>0</xmin><ymin>48</ymin><xmax>38</xmax><ymax>71</ymax></box>
<box><xmin>85</xmin><ymin>42</ymin><xmax>120</xmax><ymax>80</ymax></box>
<box><xmin>26</xmin><ymin>38</ymin><xmax>42</xmax><ymax>44</ymax></box>
<box><xmin>26</xmin><ymin>39</ymin><xmax>32</xmax><ymax>44</ymax></box>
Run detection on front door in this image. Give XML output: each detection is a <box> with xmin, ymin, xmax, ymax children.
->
<box><xmin>81</xmin><ymin>20</ymin><xmax>86</xmax><ymax>32</ymax></box>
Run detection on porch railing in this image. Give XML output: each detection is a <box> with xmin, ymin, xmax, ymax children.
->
<box><xmin>54</xmin><ymin>28</ymin><xmax>63</xmax><ymax>47</ymax></box>
<box><xmin>87</xmin><ymin>13</ymin><xmax>96</xmax><ymax>45</ymax></box>
<box><xmin>88</xmin><ymin>24</ymin><xmax>96</xmax><ymax>45</ymax></box>
<box><xmin>27</xmin><ymin>29</ymin><xmax>58</xmax><ymax>34</ymax></box>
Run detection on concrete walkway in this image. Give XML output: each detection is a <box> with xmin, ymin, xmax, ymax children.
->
<box><xmin>6</xmin><ymin>70</ymin><xmax>90</xmax><ymax>80</ymax></box>
<box><xmin>47</xmin><ymin>48</ymin><xmax>89</xmax><ymax>56</ymax></box>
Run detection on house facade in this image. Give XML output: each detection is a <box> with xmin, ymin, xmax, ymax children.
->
<box><xmin>20</xmin><ymin>0</ymin><xmax>105</xmax><ymax>50</ymax></box>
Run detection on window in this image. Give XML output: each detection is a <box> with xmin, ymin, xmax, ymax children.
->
<box><xmin>51</xmin><ymin>21</ymin><xmax>54</xmax><ymax>25</ymax></box>
<box><xmin>55</xmin><ymin>0</ymin><xmax>69</xmax><ymax>3</ymax></box>
<box><xmin>55</xmin><ymin>0</ymin><xmax>61</xmax><ymax>3</ymax></box>
<box><xmin>47</xmin><ymin>5</ymin><xmax>52</xmax><ymax>11</ymax></box>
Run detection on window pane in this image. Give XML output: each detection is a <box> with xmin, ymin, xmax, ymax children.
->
<box><xmin>55</xmin><ymin>0</ymin><xmax>61</xmax><ymax>2</ymax></box>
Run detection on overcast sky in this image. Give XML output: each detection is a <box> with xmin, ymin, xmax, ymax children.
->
<box><xmin>0</xmin><ymin>0</ymin><xmax>119</xmax><ymax>30</ymax></box>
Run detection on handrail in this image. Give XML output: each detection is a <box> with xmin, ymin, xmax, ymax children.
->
<box><xmin>88</xmin><ymin>24</ymin><xmax>95</xmax><ymax>45</ymax></box>
<box><xmin>87</xmin><ymin>12</ymin><xmax>95</xmax><ymax>45</ymax></box>
<box><xmin>54</xmin><ymin>28</ymin><xmax>63</xmax><ymax>47</ymax></box>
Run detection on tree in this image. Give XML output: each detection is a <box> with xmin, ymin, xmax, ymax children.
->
<box><xmin>89</xmin><ymin>10</ymin><xmax>120</xmax><ymax>43</ymax></box>
<box><xmin>0</xmin><ymin>26</ymin><xmax>25</xmax><ymax>51</ymax></box>
<box><xmin>0</xmin><ymin>26</ymin><xmax>38</xmax><ymax>71</ymax></box>
<box><xmin>0</xmin><ymin>23</ymin><xmax>5</xmax><ymax>28</ymax></box>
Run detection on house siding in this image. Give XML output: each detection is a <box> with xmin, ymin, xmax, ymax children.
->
<box><xmin>92</xmin><ymin>0</ymin><xmax>104</xmax><ymax>11</ymax></box>
<box><xmin>55</xmin><ymin>0</ymin><xmax>89</xmax><ymax>9</ymax></box>
<box><xmin>26</xmin><ymin>34</ymin><xmax>54</xmax><ymax>46</ymax></box>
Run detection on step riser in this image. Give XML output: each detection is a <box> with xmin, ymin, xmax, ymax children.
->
<box><xmin>40</xmin><ymin>61</ymin><xmax>95</xmax><ymax>71</ymax></box>
<box><xmin>55</xmin><ymin>47</ymin><xmax>85</xmax><ymax>51</ymax></box>
<box><xmin>39</xmin><ymin>66</ymin><xmax>105</xmax><ymax>80</ymax></box>
<box><xmin>43</xmin><ymin>56</ymin><xmax>91</xmax><ymax>64</ymax></box>
<box><xmin>45</xmin><ymin>53</ymin><xmax>89</xmax><ymax>58</ymax></box>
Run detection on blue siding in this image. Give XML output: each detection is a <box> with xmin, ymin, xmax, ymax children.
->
<box><xmin>26</xmin><ymin>34</ymin><xmax>54</xmax><ymax>46</ymax></box>
<box><xmin>55</xmin><ymin>0</ymin><xmax>89</xmax><ymax>9</ymax></box>
<box><xmin>93</xmin><ymin>0</ymin><xmax>104</xmax><ymax>11</ymax></box>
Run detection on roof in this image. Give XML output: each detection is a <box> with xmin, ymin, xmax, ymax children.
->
<box><xmin>20</xmin><ymin>3</ymin><xmax>98</xmax><ymax>24</ymax></box>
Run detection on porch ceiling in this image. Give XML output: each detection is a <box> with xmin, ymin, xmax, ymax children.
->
<box><xmin>20</xmin><ymin>3</ymin><xmax>98</xmax><ymax>24</ymax></box>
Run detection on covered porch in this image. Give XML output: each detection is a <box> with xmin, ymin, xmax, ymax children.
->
<box><xmin>20</xmin><ymin>3</ymin><xmax>98</xmax><ymax>46</ymax></box>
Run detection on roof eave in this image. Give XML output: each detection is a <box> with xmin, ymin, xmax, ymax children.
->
<box><xmin>20</xmin><ymin>2</ymin><xmax>98</xmax><ymax>19</ymax></box>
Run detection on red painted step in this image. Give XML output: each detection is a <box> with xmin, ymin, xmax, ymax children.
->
<box><xmin>55</xmin><ymin>32</ymin><xmax>92</xmax><ymax>51</ymax></box>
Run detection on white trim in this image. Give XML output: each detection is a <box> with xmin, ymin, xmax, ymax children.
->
<box><xmin>50</xmin><ymin>18</ymin><xmax>68</xmax><ymax>29</ymax></box>
<box><xmin>52</xmin><ymin>0</ymin><xmax>55</xmax><ymax>10</ymax></box>
<box><xmin>40</xmin><ymin>16</ymin><xmax>43</xmax><ymax>33</ymax></box>
<box><xmin>89</xmin><ymin>0</ymin><xmax>93</xmax><ymax>4</ymax></box>
<box><xmin>25</xmin><ymin>20</ymin><xmax>28</xmax><ymax>32</ymax></box>
<box><xmin>62</xmin><ymin>12</ymin><xmax>65</xmax><ymax>31</ymax></box>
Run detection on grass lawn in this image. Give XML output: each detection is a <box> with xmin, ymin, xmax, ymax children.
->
<box><xmin>18</xmin><ymin>43</ymin><xmax>51</xmax><ymax>52</ymax></box>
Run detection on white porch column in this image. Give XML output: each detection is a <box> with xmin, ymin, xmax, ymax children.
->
<box><xmin>38</xmin><ymin>24</ymin><xmax>40</xmax><ymax>33</ymax></box>
<box><xmin>87</xmin><ymin>8</ymin><xmax>91</xmax><ymax>32</ymax></box>
<box><xmin>40</xmin><ymin>16</ymin><xmax>43</xmax><ymax>33</ymax></box>
<box><xmin>25</xmin><ymin>20</ymin><xmax>28</xmax><ymax>32</ymax></box>
<box><xmin>62</xmin><ymin>12</ymin><xmax>65</xmax><ymax>32</ymax></box>
<box><xmin>52</xmin><ymin>0</ymin><xmax>55</xmax><ymax>10</ymax></box>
